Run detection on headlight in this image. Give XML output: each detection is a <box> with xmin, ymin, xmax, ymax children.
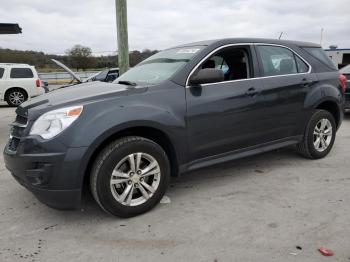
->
<box><xmin>30</xmin><ymin>105</ymin><xmax>83</xmax><ymax>139</ymax></box>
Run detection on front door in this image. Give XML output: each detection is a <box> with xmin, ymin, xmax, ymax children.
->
<box><xmin>186</xmin><ymin>45</ymin><xmax>267</xmax><ymax>162</ymax></box>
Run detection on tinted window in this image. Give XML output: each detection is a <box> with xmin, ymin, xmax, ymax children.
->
<box><xmin>10</xmin><ymin>68</ymin><xmax>34</xmax><ymax>78</ymax></box>
<box><xmin>94</xmin><ymin>69</ymin><xmax>109</xmax><ymax>81</ymax></box>
<box><xmin>295</xmin><ymin>55</ymin><xmax>309</xmax><ymax>73</ymax></box>
<box><xmin>257</xmin><ymin>46</ymin><xmax>299</xmax><ymax>76</ymax></box>
<box><xmin>302</xmin><ymin>47</ymin><xmax>336</xmax><ymax>69</ymax></box>
<box><xmin>106</xmin><ymin>70</ymin><xmax>119</xmax><ymax>82</ymax></box>
<box><xmin>0</xmin><ymin>68</ymin><xmax>4</xmax><ymax>79</ymax></box>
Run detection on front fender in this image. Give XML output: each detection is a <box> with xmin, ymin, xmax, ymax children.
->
<box><xmin>56</xmin><ymin>82</ymin><xmax>187</xmax><ymax>187</ymax></box>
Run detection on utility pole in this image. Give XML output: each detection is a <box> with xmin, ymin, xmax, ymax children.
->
<box><xmin>320</xmin><ymin>28</ymin><xmax>324</xmax><ymax>46</ymax></box>
<box><xmin>115</xmin><ymin>0</ymin><xmax>129</xmax><ymax>75</ymax></box>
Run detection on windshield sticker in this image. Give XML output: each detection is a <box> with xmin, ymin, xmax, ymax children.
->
<box><xmin>177</xmin><ymin>48</ymin><xmax>201</xmax><ymax>54</ymax></box>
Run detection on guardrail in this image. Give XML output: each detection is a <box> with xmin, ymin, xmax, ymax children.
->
<box><xmin>39</xmin><ymin>71</ymin><xmax>100</xmax><ymax>81</ymax></box>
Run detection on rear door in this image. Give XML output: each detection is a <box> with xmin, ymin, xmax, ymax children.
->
<box><xmin>255</xmin><ymin>44</ymin><xmax>317</xmax><ymax>140</ymax></box>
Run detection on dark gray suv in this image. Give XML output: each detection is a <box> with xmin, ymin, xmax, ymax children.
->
<box><xmin>4</xmin><ymin>38</ymin><xmax>346</xmax><ymax>217</ymax></box>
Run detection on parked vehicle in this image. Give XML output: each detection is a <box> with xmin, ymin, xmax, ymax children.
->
<box><xmin>85</xmin><ymin>68</ymin><xmax>119</xmax><ymax>83</ymax></box>
<box><xmin>0</xmin><ymin>63</ymin><xmax>45</xmax><ymax>106</ymax></box>
<box><xmin>41</xmin><ymin>80</ymin><xmax>49</xmax><ymax>93</ymax></box>
<box><xmin>51</xmin><ymin>59</ymin><xmax>119</xmax><ymax>86</ymax></box>
<box><xmin>340</xmin><ymin>65</ymin><xmax>350</xmax><ymax>109</ymax></box>
<box><xmin>4</xmin><ymin>38</ymin><xmax>345</xmax><ymax>217</ymax></box>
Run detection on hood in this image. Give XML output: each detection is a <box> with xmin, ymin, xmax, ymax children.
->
<box><xmin>51</xmin><ymin>59</ymin><xmax>82</xmax><ymax>83</ymax></box>
<box><xmin>20</xmin><ymin>81</ymin><xmax>148</xmax><ymax>117</ymax></box>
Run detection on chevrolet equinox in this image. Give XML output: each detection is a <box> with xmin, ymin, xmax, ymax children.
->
<box><xmin>4</xmin><ymin>38</ymin><xmax>346</xmax><ymax>217</ymax></box>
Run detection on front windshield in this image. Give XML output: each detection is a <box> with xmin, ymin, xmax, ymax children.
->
<box><xmin>115</xmin><ymin>46</ymin><xmax>205</xmax><ymax>85</ymax></box>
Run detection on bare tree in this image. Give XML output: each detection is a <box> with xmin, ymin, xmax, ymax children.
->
<box><xmin>66</xmin><ymin>44</ymin><xmax>93</xmax><ymax>71</ymax></box>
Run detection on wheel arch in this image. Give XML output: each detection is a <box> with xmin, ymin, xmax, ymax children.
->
<box><xmin>315</xmin><ymin>99</ymin><xmax>341</xmax><ymax>128</ymax></box>
<box><xmin>81</xmin><ymin>125</ymin><xmax>180</xmax><ymax>193</ymax></box>
<box><xmin>4</xmin><ymin>87</ymin><xmax>29</xmax><ymax>100</ymax></box>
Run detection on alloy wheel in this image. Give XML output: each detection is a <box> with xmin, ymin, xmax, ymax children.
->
<box><xmin>9</xmin><ymin>91</ymin><xmax>25</xmax><ymax>106</ymax></box>
<box><xmin>110</xmin><ymin>152</ymin><xmax>161</xmax><ymax>206</ymax></box>
<box><xmin>313</xmin><ymin>118</ymin><xmax>333</xmax><ymax>152</ymax></box>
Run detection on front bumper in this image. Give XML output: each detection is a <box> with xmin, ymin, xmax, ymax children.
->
<box><xmin>4</xmin><ymin>140</ymin><xmax>88</xmax><ymax>210</ymax></box>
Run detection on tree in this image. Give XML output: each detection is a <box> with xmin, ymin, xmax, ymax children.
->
<box><xmin>0</xmin><ymin>47</ymin><xmax>158</xmax><ymax>71</ymax></box>
<box><xmin>66</xmin><ymin>44</ymin><xmax>94</xmax><ymax>71</ymax></box>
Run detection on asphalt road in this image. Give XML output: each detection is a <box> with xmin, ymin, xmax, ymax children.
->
<box><xmin>0</xmin><ymin>104</ymin><xmax>349</xmax><ymax>262</ymax></box>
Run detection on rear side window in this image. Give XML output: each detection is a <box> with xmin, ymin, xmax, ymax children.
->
<box><xmin>295</xmin><ymin>56</ymin><xmax>309</xmax><ymax>73</ymax></box>
<box><xmin>10</xmin><ymin>68</ymin><xmax>34</xmax><ymax>78</ymax></box>
<box><xmin>302</xmin><ymin>47</ymin><xmax>336</xmax><ymax>69</ymax></box>
<box><xmin>0</xmin><ymin>68</ymin><xmax>4</xmax><ymax>79</ymax></box>
<box><xmin>256</xmin><ymin>45</ymin><xmax>309</xmax><ymax>76</ymax></box>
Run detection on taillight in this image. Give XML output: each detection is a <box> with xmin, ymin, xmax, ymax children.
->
<box><xmin>35</xmin><ymin>79</ymin><xmax>41</xmax><ymax>88</ymax></box>
<box><xmin>339</xmin><ymin>74</ymin><xmax>346</xmax><ymax>93</ymax></box>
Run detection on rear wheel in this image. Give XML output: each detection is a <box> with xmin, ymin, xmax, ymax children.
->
<box><xmin>5</xmin><ymin>88</ymin><xmax>27</xmax><ymax>107</ymax></box>
<box><xmin>296</xmin><ymin>110</ymin><xmax>336</xmax><ymax>159</ymax></box>
<box><xmin>90</xmin><ymin>136</ymin><xmax>170</xmax><ymax>217</ymax></box>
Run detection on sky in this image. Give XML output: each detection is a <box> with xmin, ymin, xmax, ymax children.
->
<box><xmin>0</xmin><ymin>0</ymin><xmax>349</xmax><ymax>55</ymax></box>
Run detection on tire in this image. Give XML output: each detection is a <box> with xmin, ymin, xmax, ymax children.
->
<box><xmin>296</xmin><ymin>110</ymin><xmax>336</xmax><ymax>159</ymax></box>
<box><xmin>5</xmin><ymin>88</ymin><xmax>27</xmax><ymax>107</ymax></box>
<box><xmin>90</xmin><ymin>136</ymin><xmax>170</xmax><ymax>217</ymax></box>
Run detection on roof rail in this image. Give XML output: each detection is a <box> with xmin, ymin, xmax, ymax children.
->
<box><xmin>0</xmin><ymin>63</ymin><xmax>30</xmax><ymax>66</ymax></box>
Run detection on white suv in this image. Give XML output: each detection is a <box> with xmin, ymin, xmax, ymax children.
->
<box><xmin>0</xmin><ymin>63</ymin><xmax>45</xmax><ymax>106</ymax></box>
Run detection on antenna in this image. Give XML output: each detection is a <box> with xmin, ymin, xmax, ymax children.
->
<box><xmin>278</xmin><ymin>32</ymin><xmax>283</xmax><ymax>40</ymax></box>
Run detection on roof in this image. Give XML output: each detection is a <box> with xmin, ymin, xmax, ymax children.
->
<box><xmin>173</xmin><ymin>38</ymin><xmax>320</xmax><ymax>48</ymax></box>
<box><xmin>0</xmin><ymin>23</ymin><xmax>22</xmax><ymax>34</ymax></box>
<box><xmin>324</xmin><ymin>48</ymin><xmax>350</xmax><ymax>51</ymax></box>
<box><xmin>0</xmin><ymin>63</ymin><xmax>30</xmax><ymax>66</ymax></box>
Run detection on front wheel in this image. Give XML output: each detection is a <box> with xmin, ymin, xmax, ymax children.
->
<box><xmin>296</xmin><ymin>110</ymin><xmax>336</xmax><ymax>159</ymax></box>
<box><xmin>90</xmin><ymin>136</ymin><xmax>170</xmax><ymax>217</ymax></box>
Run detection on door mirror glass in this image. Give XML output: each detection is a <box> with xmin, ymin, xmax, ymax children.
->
<box><xmin>189</xmin><ymin>68</ymin><xmax>224</xmax><ymax>85</ymax></box>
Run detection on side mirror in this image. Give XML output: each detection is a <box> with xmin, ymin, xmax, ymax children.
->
<box><xmin>189</xmin><ymin>68</ymin><xmax>224</xmax><ymax>86</ymax></box>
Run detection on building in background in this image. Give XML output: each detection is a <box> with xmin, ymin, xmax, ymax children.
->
<box><xmin>325</xmin><ymin>45</ymin><xmax>350</xmax><ymax>69</ymax></box>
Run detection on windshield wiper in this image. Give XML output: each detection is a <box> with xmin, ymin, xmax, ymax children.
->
<box><xmin>118</xmin><ymin>80</ymin><xmax>137</xmax><ymax>86</ymax></box>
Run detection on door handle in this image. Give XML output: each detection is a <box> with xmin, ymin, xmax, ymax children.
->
<box><xmin>245</xmin><ymin>87</ymin><xmax>258</xmax><ymax>97</ymax></box>
<box><xmin>301</xmin><ymin>78</ymin><xmax>312</xmax><ymax>87</ymax></box>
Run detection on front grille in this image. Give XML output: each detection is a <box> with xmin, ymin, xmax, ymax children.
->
<box><xmin>8</xmin><ymin>137</ymin><xmax>20</xmax><ymax>151</ymax></box>
<box><xmin>7</xmin><ymin>111</ymin><xmax>28</xmax><ymax>152</ymax></box>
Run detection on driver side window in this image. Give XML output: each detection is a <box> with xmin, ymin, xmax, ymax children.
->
<box><xmin>198</xmin><ymin>46</ymin><xmax>251</xmax><ymax>84</ymax></box>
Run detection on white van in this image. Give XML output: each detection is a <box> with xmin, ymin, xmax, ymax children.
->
<box><xmin>0</xmin><ymin>63</ymin><xmax>45</xmax><ymax>106</ymax></box>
